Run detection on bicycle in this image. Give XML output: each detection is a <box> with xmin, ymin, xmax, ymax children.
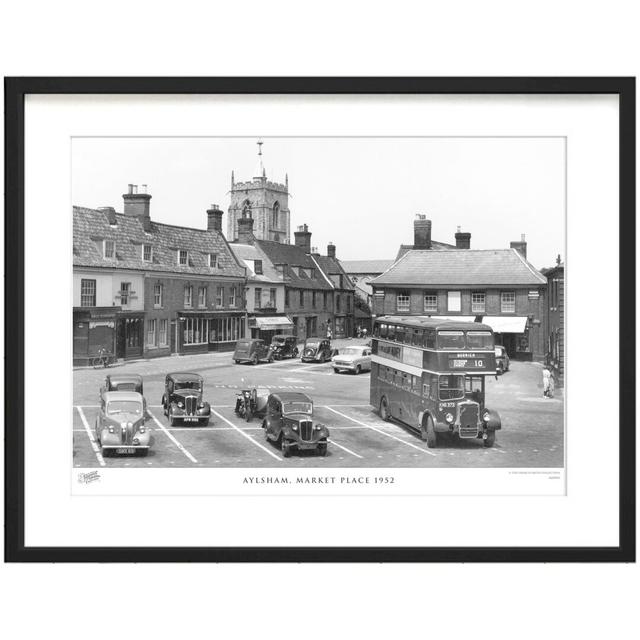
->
<box><xmin>92</xmin><ymin>347</ymin><xmax>112</xmax><ymax>369</ymax></box>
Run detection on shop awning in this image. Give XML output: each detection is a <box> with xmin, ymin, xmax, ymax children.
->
<box><xmin>480</xmin><ymin>316</ymin><xmax>528</xmax><ymax>334</ymax></box>
<box><xmin>253</xmin><ymin>316</ymin><xmax>293</xmax><ymax>331</ymax></box>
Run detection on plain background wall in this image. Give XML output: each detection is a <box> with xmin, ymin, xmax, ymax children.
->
<box><xmin>2</xmin><ymin>3</ymin><xmax>637</xmax><ymax>640</ymax></box>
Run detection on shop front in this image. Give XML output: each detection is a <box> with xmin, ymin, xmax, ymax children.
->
<box><xmin>73</xmin><ymin>307</ymin><xmax>119</xmax><ymax>366</ymax></box>
<box><xmin>178</xmin><ymin>311</ymin><xmax>247</xmax><ymax>354</ymax></box>
<box><xmin>479</xmin><ymin>315</ymin><xmax>531</xmax><ymax>361</ymax></box>
<box><xmin>116</xmin><ymin>312</ymin><xmax>145</xmax><ymax>360</ymax></box>
<box><xmin>248</xmin><ymin>315</ymin><xmax>294</xmax><ymax>344</ymax></box>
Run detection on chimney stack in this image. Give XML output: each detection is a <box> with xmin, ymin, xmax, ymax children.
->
<box><xmin>510</xmin><ymin>233</ymin><xmax>527</xmax><ymax>259</ymax></box>
<box><xmin>237</xmin><ymin>216</ymin><xmax>255</xmax><ymax>244</ymax></box>
<box><xmin>327</xmin><ymin>242</ymin><xmax>336</xmax><ymax>259</ymax></box>
<box><xmin>294</xmin><ymin>224</ymin><xmax>312</xmax><ymax>254</ymax></box>
<box><xmin>455</xmin><ymin>227</ymin><xmax>471</xmax><ymax>249</ymax></box>
<box><xmin>207</xmin><ymin>204</ymin><xmax>223</xmax><ymax>232</ymax></box>
<box><xmin>123</xmin><ymin>183</ymin><xmax>152</xmax><ymax>232</ymax></box>
<box><xmin>413</xmin><ymin>215</ymin><xmax>432</xmax><ymax>249</ymax></box>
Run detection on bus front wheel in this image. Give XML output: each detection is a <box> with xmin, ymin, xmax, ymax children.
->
<box><xmin>423</xmin><ymin>416</ymin><xmax>438</xmax><ymax>448</ymax></box>
<box><xmin>379</xmin><ymin>398</ymin><xmax>390</xmax><ymax>421</ymax></box>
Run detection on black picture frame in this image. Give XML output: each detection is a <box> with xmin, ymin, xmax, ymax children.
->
<box><xmin>4</xmin><ymin>77</ymin><xmax>635</xmax><ymax>563</ymax></box>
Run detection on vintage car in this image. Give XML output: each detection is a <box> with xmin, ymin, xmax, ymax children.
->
<box><xmin>162</xmin><ymin>372</ymin><xmax>211</xmax><ymax>426</ymax></box>
<box><xmin>262</xmin><ymin>392</ymin><xmax>329</xmax><ymax>457</ymax></box>
<box><xmin>100</xmin><ymin>373</ymin><xmax>143</xmax><ymax>397</ymax></box>
<box><xmin>300</xmin><ymin>337</ymin><xmax>333</xmax><ymax>363</ymax></box>
<box><xmin>268</xmin><ymin>335</ymin><xmax>299</xmax><ymax>360</ymax></box>
<box><xmin>233</xmin><ymin>338</ymin><xmax>274</xmax><ymax>365</ymax></box>
<box><xmin>332</xmin><ymin>345</ymin><xmax>372</xmax><ymax>374</ymax></box>
<box><xmin>495</xmin><ymin>345</ymin><xmax>510</xmax><ymax>374</ymax></box>
<box><xmin>95</xmin><ymin>390</ymin><xmax>150</xmax><ymax>456</ymax></box>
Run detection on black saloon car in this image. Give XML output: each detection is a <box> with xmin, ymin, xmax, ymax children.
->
<box><xmin>162</xmin><ymin>372</ymin><xmax>211</xmax><ymax>426</ymax></box>
<box><xmin>262</xmin><ymin>392</ymin><xmax>329</xmax><ymax>457</ymax></box>
<box><xmin>233</xmin><ymin>338</ymin><xmax>274</xmax><ymax>365</ymax></box>
<box><xmin>268</xmin><ymin>335</ymin><xmax>299</xmax><ymax>360</ymax></box>
<box><xmin>300</xmin><ymin>337</ymin><xmax>333</xmax><ymax>363</ymax></box>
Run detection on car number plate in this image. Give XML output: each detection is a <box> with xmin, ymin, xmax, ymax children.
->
<box><xmin>115</xmin><ymin>447</ymin><xmax>135</xmax><ymax>454</ymax></box>
<box><xmin>183</xmin><ymin>417</ymin><xmax>198</xmax><ymax>422</ymax></box>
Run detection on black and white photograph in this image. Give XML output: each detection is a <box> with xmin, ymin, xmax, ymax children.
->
<box><xmin>72</xmin><ymin>136</ymin><xmax>565</xmax><ymax>475</ymax></box>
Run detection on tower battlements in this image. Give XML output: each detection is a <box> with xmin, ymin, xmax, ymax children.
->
<box><xmin>232</xmin><ymin>178</ymin><xmax>289</xmax><ymax>194</ymax></box>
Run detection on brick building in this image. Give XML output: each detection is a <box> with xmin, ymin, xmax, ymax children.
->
<box><xmin>73</xmin><ymin>187</ymin><xmax>246</xmax><ymax>365</ymax></box>
<box><xmin>543</xmin><ymin>259</ymin><xmax>564</xmax><ymax>386</ymax></box>
<box><xmin>370</xmin><ymin>218</ymin><xmax>547</xmax><ymax>361</ymax></box>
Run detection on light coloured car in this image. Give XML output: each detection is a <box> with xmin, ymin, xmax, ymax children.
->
<box><xmin>332</xmin><ymin>345</ymin><xmax>372</xmax><ymax>375</ymax></box>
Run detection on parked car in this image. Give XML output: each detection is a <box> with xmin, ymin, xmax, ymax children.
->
<box><xmin>495</xmin><ymin>345</ymin><xmax>510</xmax><ymax>374</ymax></box>
<box><xmin>301</xmin><ymin>337</ymin><xmax>333</xmax><ymax>363</ymax></box>
<box><xmin>162</xmin><ymin>372</ymin><xmax>211</xmax><ymax>426</ymax></box>
<box><xmin>332</xmin><ymin>345</ymin><xmax>372</xmax><ymax>374</ymax></box>
<box><xmin>262</xmin><ymin>392</ymin><xmax>329</xmax><ymax>457</ymax></box>
<box><xmin>268</xmin><ymin>335</ymin><xmax>299</xmax><ymax>360</ymax></box>
<box><xmin>233</xmin><ymin>338</ymin><xmax>274</xmax><ymax>365</ymax></box>
<box><xmin>95</xmin><ymin>390</ymin><xmax>150</xmax><ymax>456</ymax></box>
<box><xmin>100</xmin><ymin>373</ymin><xmax>143</xmax><ymax>397</ymax></box>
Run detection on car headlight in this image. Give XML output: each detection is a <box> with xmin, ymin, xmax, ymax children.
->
<box><xmin>314</xmin><ymin>424</ymin><xmax>322</xmax><ymax>430</ymax></box>
<box><xmin>292</xmin><ymin>424</ymin><xmax>298</xmax><ymax>431</ymax></box>
<box><xmin>198</xmin><ymin>402</ymin><xmax>204</xmax><ymax>408</ymax></box>
<box><xmin>108</xmin><ymin>426</ymin><xmax>114</xmax><ymax>433</ymax></box>
<box><xmin>445</xmin><ymin>413</ymin><xmax>454</xmax><ymax>423</ymax></box>
<box><xmin>139</xmin><ymin>425</ymin><xmax>146</xmax><ymax>433</ymax></box>
<box><xmin>483</xmin><ymin>412</ymin><xmax>491</xmax><ymax>422</ymax></box>
<box><xmin>177</xmin><ymin>401</ymin><xmax>184</xmax><ymax>408</ymax></box>
<box><xmin>127</xmin><ymin>422</ymin><xmax>133</xmax><ymax>429</ymax></box>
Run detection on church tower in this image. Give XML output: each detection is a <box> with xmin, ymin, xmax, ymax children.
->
<box><xmin>227</xmin><ymin>141</ymin><xmax>291</xmax><ymax>243</ymax></box>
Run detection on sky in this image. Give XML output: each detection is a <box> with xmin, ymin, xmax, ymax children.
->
<box><xmin>72</xmin><ymin>137</ymin><xmax>565</xmax><ymax>269</ymax></box>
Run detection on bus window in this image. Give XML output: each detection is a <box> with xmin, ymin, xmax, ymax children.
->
<box><xmin>396</xmin><ymin>326</ymin><xmax>405</xmax><ymax>343</ymax></box>
<box><xmin>411</xmin><ymin>329</ymin><xmax>422</xmax><ymax>346</ymax></box>
<box><xmin>379</xmin><ymin>323</ymin><xmax>387</xmax><ymax>338</ymax></box>
<box><xmin>424</xmin><ymin>329</ymin><xmax>436</xmax><ymax>348</ymax></box>
<box><xmin>437</xmin><ymin>330</ymin><xmax>465</xmax><ymax>349</ymax></box>
<box><xmin>411</xmin><ymin>375</ymin><xmax>421</xmax><ymax>394</ymax></box>
<box><xmin>465</xmin><ymin>376</ymin><xmax>483</xmax><ymax>393</ymax></box>
<box><xmin>387</xmin><ymin>324</ymin><xmax>396</xmax><ymax>341</ymax></box>
<box><xmin>438</xmin><ymin>374</ymin><xmax>465</xmax><ymax>400</ymax></box>
<box><xmin>467</xmin><ymin>331</ymin><xmax>493</xmax><ymax>349</ymax></box>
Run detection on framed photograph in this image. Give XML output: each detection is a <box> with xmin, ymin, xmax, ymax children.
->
<box><xmin>5</xmin><ymin>77</ymin><xmax>635</xmax><ymax>562</ymax></box>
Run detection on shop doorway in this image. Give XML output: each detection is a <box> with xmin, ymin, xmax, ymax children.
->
<box><xmin>116</xmin><ymin>317</ymin><xmax>143</xmax><ymax>359</ymax></box>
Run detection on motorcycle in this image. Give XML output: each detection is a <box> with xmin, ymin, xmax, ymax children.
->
<box><xmin>234</xmin><ymin>387</ymin><xmax>270</xmax><ymax>423</ymax></box>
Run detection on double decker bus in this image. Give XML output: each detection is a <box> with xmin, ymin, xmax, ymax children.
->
<box><xmin>370</xmin><ymin>316</ymin><xmax>502</xmax><ymax>448</ymax></box>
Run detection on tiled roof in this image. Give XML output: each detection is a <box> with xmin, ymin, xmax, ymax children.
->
<box><xmin>395</xmin><ymin>240</ymin><xmax>456</xmax><ymax>262</ymax></box>
<box><xmin>73</xmin><ymin>207</ymin><xmax>245</xmax><ymax>278</ymax></box>
<box><xmin>231</xmin><ymin>243</ymin><xmax>281</xmax><ymax>284</ymax></box>
<box><xmin>372</xmin><ymin>249</ymin><xmax>547</xmax><ymax>287</ymax></box>
<box><xmin>339</xmin><ymin>260</ymin><xmax>396</xmax><ymax>275</ymax></box>
<box><xmin>253</xmin><ymin>240</ymin><xmax>333</xmax><ymax>290</ymax></box>
<box><xmin>313</xmin><ymin>255</ymin><xmax>355</xmax><ymax>291</ymax></box>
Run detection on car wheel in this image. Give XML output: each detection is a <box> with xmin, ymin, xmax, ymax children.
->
<box><xmin>424</xmin><ymin>415</ymin><xmax>438</xmax><ymax>448</ymax></box>
<box><xmin>355</xmin><ymin>365</ymin><xmax>361</xmax><ymax>375</ymax></box>
<box><xmin>483</xmin><ymin>430</ymin><xmax>496</xmax><ymax>448</ymax></box>
<box><xmin>169</xmin><ymin>416</ymin><xmax>178</xmax><ymax>427</ymax></box>
<box><xmin>235</xmin><ymin>359</ymin><xmax>240</xmax><ymax>364</ymax></box>
<box><xmin>136</xmin><ymin>449</ymin><xmax>149</xmax><ymax>457</ymax></box>
<box><xmin>292</xmin><ymin>348</ymin><xmax>298</xmax><ymax>358</ymax></box>
<box><xmin>101</xmin><ymin>447</ymin><xmax>110</xmax><ymax>458</ymax></box>
<box><xmin>318</xmin><ymin>442</ymin><xmax>328</xmax><ymax>457</ymax></box>
<box><xmin>251</xmin><ymin>354</ymin><xmax>258</xmax><ymax>366</ymax></box>
<box><xmin>380</xmin><ymin>397</ymin><xmax>390</xmax><ymax>421</ymax></box>
<box><xmin>281</xmin><ymin>436</ymin><xmax>291</xmax><ymax>458</ymax></box>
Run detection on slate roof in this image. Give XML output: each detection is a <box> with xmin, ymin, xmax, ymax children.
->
<box><xmin>312</xmin><ymin>255</ymin><xmax>355</xmax><ymax>291</ymax></box>
<box><xmin>340</xmin><ymin>260</ymin><xmax>396</xmax><ymax>275</ymax></box>
<box><xmin>371</xmin><ymin>249</ymin><xmax>547</xmax><ymax>287</ymax></box>
<box><xmin>253</xmin><ymin>240</ymin><xmax>333</xmax><ymax>291</ymax></box>
<box><xmin>231</xmin><ymin>243</ymin><xmax>281</xmax><ymax>284</ymax></box>
<box><xmin>395</xmin><ymin>240</ymin><xmax>456</xmax><ymax>262</ymax></box>
<box><xmin>73</xmin><ymin>206</ymin><xmax>245</xmax><ymax>278</ymax></box>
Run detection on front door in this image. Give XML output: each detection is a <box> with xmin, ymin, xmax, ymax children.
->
<box><xmin>119</xmin><ymin>317</ymin><xmax>143</xmax><ymax>358</ymax></box>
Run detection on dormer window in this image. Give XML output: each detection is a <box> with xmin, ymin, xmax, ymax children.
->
<box><xmin>254</xmin><ymin>260</ymin><xmax>263</xmax><ymax>275</ymax></box>
<box><xmin>104</xmin><ymin>239</ymin><xmax>115</xmax><ymax>259</ymax></box>
<box><xmin>178</xmin><ymin>250</ymin><xmax>188</xmax><ymax>266</ymax></box>
<box><xmin>209</xmin><ymin>253</ymin><xmax>218</xmax><ymax>268</ymax></box>
<box><xmin>142</xmin><ymin>244</ymin><xmax>153</xmax><ymax>262</ymax></box>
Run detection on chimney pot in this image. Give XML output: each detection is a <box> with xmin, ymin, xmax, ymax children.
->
<box><xmin>128</xmin><ymin>184</ymin><xmax>133</xmax><ymax>194</ymax></box>
<box><xmin>327</xmin><ymin>242</ymin><xmax>336</xmax><ymax>259</ymax></box>
<box><xmin>510</xmin><ymin>236</ymin><xmax>528</xmax><ymax>259</ymax></box>
<box><xmin>294</xmin><ymin>224</ymin><xmax>312</xmax><ymax>254</ymax></box>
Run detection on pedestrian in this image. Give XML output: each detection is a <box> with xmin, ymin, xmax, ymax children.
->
<box><xmin>548</xmin><ymin>371</ymin><xmax>556</xmax><ymax>398</ymax></box>
<box><xmin>542</xmin><ymin>367</ymin><xmax>551</xmax><ymax>397</ymax></box>
<box><xmin>362</xmin><ymin>327</ymin><xmax>368</xmax><ymax>340</ymax></box>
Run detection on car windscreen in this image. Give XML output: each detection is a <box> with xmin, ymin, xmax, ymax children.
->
<box><xmin>305</xmin><ymin>342</ymin><xmax>319</xmax><ymax>348</ymax></box>
<box><xmin>437</xmin><ymin>330</ymin><xmax>466</xmax><ymax>349</ymax></box>
<box><xmin>282</xmin><ymin>402</ymin><xmax>312</xmax><ymax>415</ymax></box>
<box><xmin>339</xmin><ymin>347</ymin><xmax>363</xmax><ymax>356</ymax></box>
<box><xmin>438</xmin><ymin>375</ymin><xmax>465</xmax><ymax>400</ymax></box>
<box><xmin>175</xmin><ymin>381</ymin><xmax>201</xmax><ymax>390</ymax></box>
<box><xmin>272</xmin><ymin>338</ymin><xmax>285</xmax><ymax>344</ymax></box>
<box><xmin>466</xmin><ymin>331</ymin><xmax>493</xmax><ymax>349</ymax></box>
<box><xmin>106</xmin><ymin>400</ymin><xmax>143</xmax><ymax>416</ymax></box>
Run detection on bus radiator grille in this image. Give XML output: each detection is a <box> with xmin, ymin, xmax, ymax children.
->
<box><xmin>458</xmin><ymin>403</ymin><xmax>479</xmax><ymax>438</ymax></box>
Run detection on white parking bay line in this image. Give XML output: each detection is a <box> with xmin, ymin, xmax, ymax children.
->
<box><xmin>324</xmin><ymin>406</ymin><xmax>436</xmax><ymax>456</ymax></box>
<box><xmin>329</xmin><ymin>439</ymin><xmax>363</xmax><ymax>459</ymax></box>
<box><xmin>210</xmin><ymin>408</ymin><xmax>283</xmax><ymax>462</ymax></box>
<box><xmin>147</xmin><ymin>409</ymin><xmax>198</xmax><ymax>463</ymax></box>
<box><xmin>76</xmin><ymin>406</ymin><xmax>106</xmax><ymax>467</ymax></box>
